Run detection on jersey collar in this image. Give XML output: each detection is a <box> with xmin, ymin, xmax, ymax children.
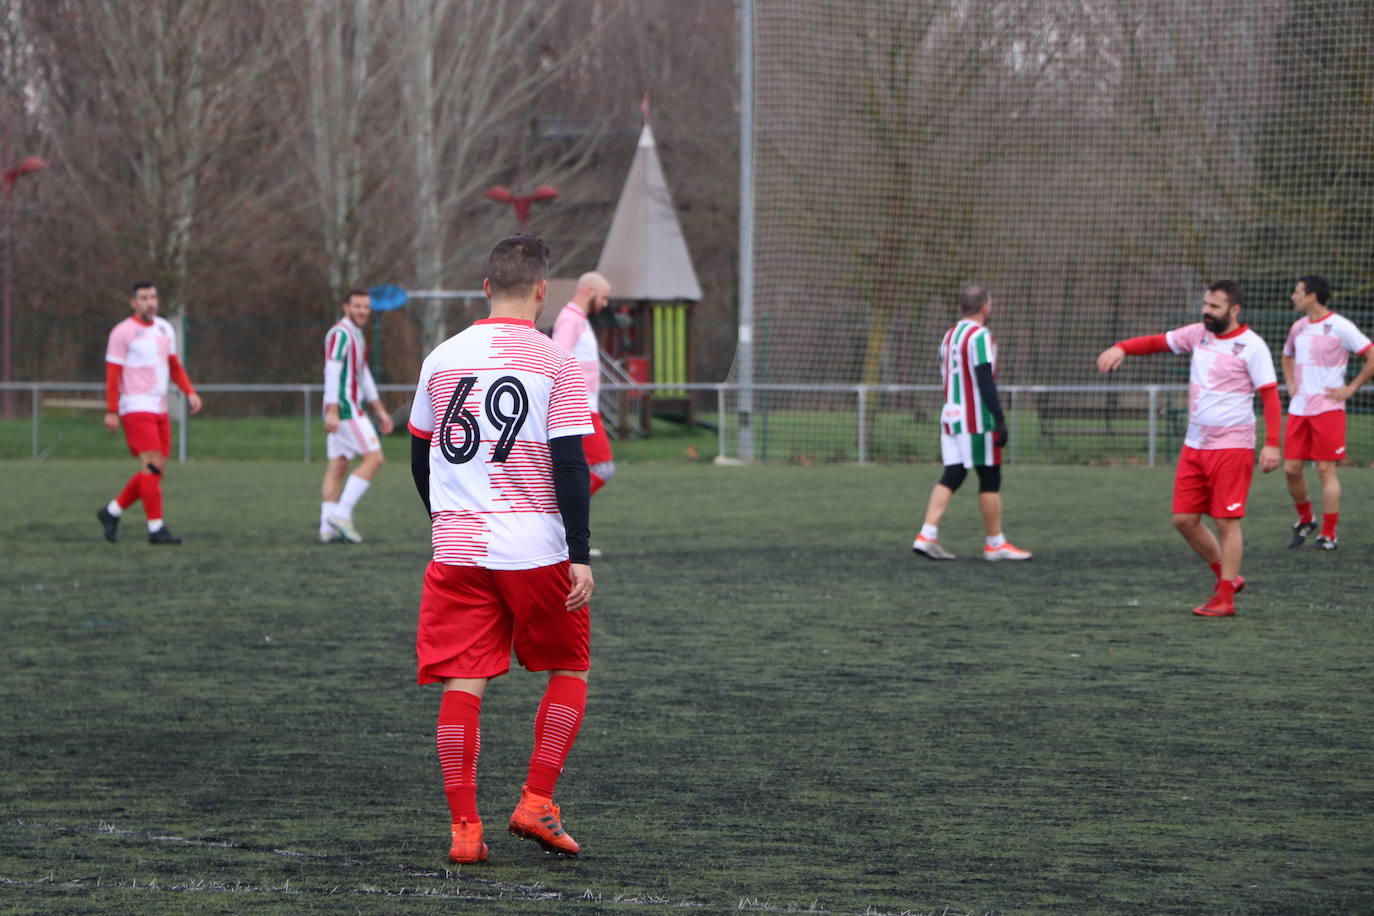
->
<box><xmin>475</xmin><ymin>317</ymin><xmax>535</xmax><ymax>327</ymax></box>
<box><xmin>1215</xmin><ymin>323</ymin><xmax>1248</xmax><ymax>340</ymax></box>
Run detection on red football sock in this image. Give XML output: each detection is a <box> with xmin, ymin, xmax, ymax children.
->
<box><xmin>1215</xmin><ymin>579</ymin><xmax>1236</xmax><ymax>602</ymax></box>
<box><xmin>139</xmin><ymin>471</ymin><xmax>163</xmax><ymax>521</ymax></box>
<box><xmin>1295</xmin><ymin>501</ymin><xmax>1313</xmax><ymax>524</ymax></box>
<box><xmin>1321</xmin><ymin>513</ymin><xmax>1338</xmax><ymax>539</ymax></box>
<box><xmin>116</xmin><ymin>473</ymin><xmax>142</xmax><ymax>510</ymax></box>
<box><xmin>437</xmin><ymin>690</ymin><xmax>481</xmax><ymax>822</ymax></box>
<box><xmin>525</xmin><ymin>676</ymin><xmax>587</xmax><ymax>798</ymax></box>
<box><xmin>1209</xmin><ymin>561</ymin><xmax>1222</xmax><ymax>581</ymax></box>
<box><xmin>589</xmin><ymin>473</ymin><xmax>606</xmax><ymax>495</ymax></box>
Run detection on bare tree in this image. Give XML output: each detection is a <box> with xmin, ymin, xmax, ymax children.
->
<box><xmin>396</xmin><ymin>0</ymin><xmax>613</xmax><ymax>357</ymax></box>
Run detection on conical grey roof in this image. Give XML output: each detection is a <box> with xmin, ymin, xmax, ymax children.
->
<box><xmin>596</xmin><ymin>125</ymin><xmax>702</xmax><ymax>301</ymax></box>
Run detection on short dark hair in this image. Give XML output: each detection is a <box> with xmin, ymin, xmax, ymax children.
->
<box><xmin>131</xmin><ymin>282</ymin><xmax>156</xmax><ymax>296</ymax></box>
<box><xmin>486</xmin><ymin>235</ymin><xmax>549</xmax><ymax>299</ymax></box>
<box><xmin>1297</xmin><ymin>275</ymin><xmax>1330</xmax><ymax>305</ymax></box>
<box><xmin>345</xmin><ymin>289</ymin><xmax>369</xmax><ymax>302</ymax></box>
<box><xmin>957</xmin><ymin>284</ymin><xmax>990</xmax><ymax>317</ymax></box>
<box><xmin>1207</xmin><ymin>279</ymin><xmax>1243</xmax><ymax>308</ymax></box>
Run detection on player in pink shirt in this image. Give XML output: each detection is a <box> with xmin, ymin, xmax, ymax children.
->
<box><xmin>96</xmin><ymin>283</ymin><xmax>202</xmax><ymax>544</ymax></box>
<box><xmin>1097</xmin><ymin>280</ymin><xmax>1281</xmax><ymax>617</ymax></box>
<box><xmin>551</xmin><ymin>272</ymin><xmax>615</xmax><ymax>495</ymax></box>
<box><xmin>408</xmin><ymin>236</ymin><xmax>594</xmax><ymax>864</ymax></box>
<box><xmin>1280</xmin><ymin>275</ymin><xmax>1374</xmax><ymax>550</ymax></box>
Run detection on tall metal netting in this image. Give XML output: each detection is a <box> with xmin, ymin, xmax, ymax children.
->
<box><xmin>727</xmin><ymin>0</ymin><xmax>1374</xmax><ymax>464</ymax></box>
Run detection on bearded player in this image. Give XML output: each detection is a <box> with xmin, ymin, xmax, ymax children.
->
<box><xmin>551</xmin><ymin>273</ymin><xmax>615</xmax><ymax>494</ymax></box>
<box><xmin>408</xmin><ymin>235</ymin><xmax>594</xmax><ymax>864</ymax></box>
<box><xmin>96</xmin><ymin>282</ymin><xmax>202</xmax><ymax>544</ymax></box>
<box><xmin>1096</xmin><ymin>280</ymin><xmax>1280</xmax><ymax>617</ymax></box>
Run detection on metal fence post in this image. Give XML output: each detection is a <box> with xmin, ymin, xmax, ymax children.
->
<box><xmin>30</xmin><ymin>382</ymin><xmax>38</xmax><ymax>458</ymax></box>
<box><xmin>303</xmin><ymin>386</ymin><xmax>311</xmax><ymax>463</ymax></box>
<box><xmin>716</xmin><ymin>385</ymin><xmax>725</xmax><ymax>461</ymax></box>
<box><xmin>178</xmin><ymin>390</ymin><xmax>187</xmax><ymax>462</ymax></box>
<box><xmin>857</xmin><ymin>386</ymin><xmax>868</xmax><ymax>464</ymax></box>
<box><xmin>1148</xmin><ymin>386</ymin><xmax>1158</xmax><ymax>468</ymax></box>
<box><xmin>1010</xmin><ymin>387</ymin><xmax>1019</xmax><ymax>465</ymax></box>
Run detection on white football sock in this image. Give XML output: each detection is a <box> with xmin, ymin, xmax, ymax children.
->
<box><xmin>919</xmin><ymin>524</ymin><xmax>938</xmax><ymax>540</ymax></box>
<box><xmin>338</xmin><ymin>475</ymin><xmax>370</xmax><ymax>519</ymax></box>
<box><xmin>986</xmin><ymin>532</ymin><xmax>1006</xmax><ymax>549</ymax></box>
<box><xmin>321</xmin><ymin>500</ymin><xmax>338</xmax><ymax>531</ymax></box>
<box><xmin>148</xmin><ymin>519</ymin><xmax>164</xmax><ymax>533</ymax></box>
<box><xmin>106</xmin><ymin>500</ymin><xmax>124</xmax><ymax>518</ymax></box>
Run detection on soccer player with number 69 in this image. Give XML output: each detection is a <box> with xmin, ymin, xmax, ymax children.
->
<box><xmin>407</xmin><ymin>235</ymin><xmax>595</xmax><ymax>864</ymax></box>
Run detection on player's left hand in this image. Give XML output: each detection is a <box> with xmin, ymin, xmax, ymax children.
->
<box><xmin>1096</xmin><ymin>346</ymin><xmax>1125</xmax><ymax>373</ymax></box>
<box><xmin>375</xmin><ymin>410</ymin><xmax>395</xmax><ymax>435</ymax></box>
<box><xmin>565</xmin><ymin>563</ymin><xmax>594</xmax><ymax>610</ymax></box>
<box><xmin>993</xmin><ymin>426</ymin><xmax>1009</xmax><ymax>448</ymax></box>
<box><xmin>1324</xmin><ymin>384</ymin><xmax>1355</xmax><ymax>402</ymax></box>
<box><xmin>1259</xmin><ymin>445</ymin><xmax>1281</xmax><ymax>473</ymax></box>
<box><xmin>188</xmin><ymin>392</ymin><xmax>203</xmax><ymax>414</ymax></box>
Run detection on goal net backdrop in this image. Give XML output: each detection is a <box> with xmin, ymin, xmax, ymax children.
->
<box><xmin>728</xmin><ymin>0</ymin><xmax>1374</xmax><ymax>464</ymax></box>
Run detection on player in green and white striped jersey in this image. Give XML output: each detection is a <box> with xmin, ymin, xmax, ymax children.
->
<box><xmin>319</xmin><ymin>289</ymin><xmax>394</xmax><ymax>543</ymax></box>
<box><xmin>913</xmin><ymin>284</ymin><xmax>1031</xmax><ymax>562</ymax></box>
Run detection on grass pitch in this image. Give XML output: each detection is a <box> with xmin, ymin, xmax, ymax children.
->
<box><xmin>1</xmin><ymin>459</ymin><xmax>1372</xmax><ymax>914</ymax></box>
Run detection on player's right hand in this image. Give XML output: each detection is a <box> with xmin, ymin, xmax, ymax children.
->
<box><xmin>1096</xmin><ymin>346</ymin><xmax>1125</xmax><ymax>373</ymax></box>
<box><xmin>102</xmin><ymin>412</ymin><xmax>120</xmax><ymax>433</ymax></box>
<box><xmin>565</xmin><ymin>563</ymin><xmax>594</xmax><ymax>611</ymax></box>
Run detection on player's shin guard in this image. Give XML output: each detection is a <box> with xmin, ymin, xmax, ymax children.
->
<box><xmin>438</xmin><ymin>690</ymin><xmax>482</xmax><ymax>822</ymax></box>
<box><xmin>117</xmin><ymin>473</ymin><xmax>142</xmax><ymax>510</ymax></box>
<box><xmin>139</xmin><ymin>471</ymin><xmax>163</xmax><ymax>522</ymax></box>
<box><xmin>525</xmin><ymin>676</ymin><xmax>587</xmax><ymax>798</ymax></box>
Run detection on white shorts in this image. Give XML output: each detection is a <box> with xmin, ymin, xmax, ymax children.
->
<box><xmin>940</xmin><ymin>430</ymin><xmax>1000</xmax><ymax>468</ymax></box>
<box><xmin>327</xmin><ymin>415</ymin><xmax>382</xmax><ymax>460</ymax></box>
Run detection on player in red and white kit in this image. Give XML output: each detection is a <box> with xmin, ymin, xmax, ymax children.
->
<box><xmin>551</xmin><ymin>272</ymin><xmax>615</xmax><ymax>497</ymax></box>
<box><xmin>96</xmin><ymin>283</ymin><xmax>202</xmax><ymax>544</ymax></box>
<box><xmin>1097</xmin><ymin>280</ymin><xmax>1281</xmax><ymax>617</ymax></box>
<box><xmin>1280</xmin><ymin>275</ymin><xmax>1374</xmax><ymax>550</ymax></box>
<box><xmin>408</xmin><ymin>236</ymin><xmax>594</xmax><ymax>864</ymax></box>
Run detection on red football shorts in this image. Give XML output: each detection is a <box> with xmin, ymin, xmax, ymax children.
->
<box><xmin>416</xmin><ymin>560</ymin><xmax>590</xmax><ymax>684</ymax></box>
<box><xmin>1284</xmin><ymin>410</ymin><xmax>1346</xmax><ymax>462</ymax></box>
<box><xmin>122</xmin><ymin>412</ymin><xmax>170</xmax><ymax>457</ymax></box>
<box><xmin>1172</xmin><ymin>445</ymin><xmax>1254</xmax><ymax>518</ymax></box>
<box><xmin>583</xmin><ymin>412</ymin><xmax>613</xmax><ymax>466</ymax></box>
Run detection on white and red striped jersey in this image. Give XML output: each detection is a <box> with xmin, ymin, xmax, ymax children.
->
<box><xmin>938</xmin><ymin>319</ymin><xmax>997</xmax><ymax>435</ymax></box>
<box><xmin>1166</xmin><ymin>322</ymin><xmax>1277</xmax><ymax>449</ymax></box>
<box><xmin>408</xmin><ymin>318</ymin><xmax>593</xmax><ymax>570</ymax></box>
<box><xmin>105</xmin><ymin>315</ymin><xmax>179</xmax><ymax>415</ymax></box>
<box><xmin>551</xmin><ymin>303</ymin><xmax>600</xmax><ymax>414</ymax></box>
<box><xmin>1282</xmin><ymin>312</ymin><xmax>1372</xmax><ymax>417</ymax></box>
<box><xmin>323</xmin><ymin>317</ymin><xmax>378</xmax><ymax>419</ymax></box>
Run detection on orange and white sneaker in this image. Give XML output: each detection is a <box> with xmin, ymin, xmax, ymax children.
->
<box><xmin>448</xmin><ymin>817</ymin><xmax>489</xmax><ymax>864</ymax></box>
<box><xmin>508</xmin><ymin>786</ymin><xmax>580</xmax><ymax>856</ymax></box>
<box><xmin>982</xmin><ymin>542</ymin><xmax>1032</xmax><ymax>561</ymax></box>
<box><xmin>912</xmin><ymin>535</ymin><xmax>956</xmax><ymax>560</ymax></box>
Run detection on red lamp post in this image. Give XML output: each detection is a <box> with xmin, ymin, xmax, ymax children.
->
<box><xmin>485</xmin><ymin>183</ymin><xmax>558</xmax><ymax>227</ymax></box>
<box><xmin>3</xmin><ymin>149</ymin><xmax>49</xmax><ymax>418</ymax></box>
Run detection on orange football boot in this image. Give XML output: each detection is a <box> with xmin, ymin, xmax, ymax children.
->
<box><xmin>508</xmin><ymin>786</ymin><xmax>580</xmax><ymax>855</ymax></box>
<box><xmin>1192</xmin><ymin>594</ymin><xmax>1236</xmax><ymax>617</ymax></box>
<box><xmin>448</xmin><ymin>817</ymin><xmax>489</xmax><ymax>864</ymax></box>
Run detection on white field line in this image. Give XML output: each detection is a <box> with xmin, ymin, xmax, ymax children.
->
<box><xmin>6</xmin><ymin>820</ymin><xmax>991</xmax><ymax>915</ymax></box>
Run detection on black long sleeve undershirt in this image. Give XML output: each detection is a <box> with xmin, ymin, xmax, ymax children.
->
<box><xmin>973</xmin><ymin>362</ymin><xmax>1005</xmax><ymax>429</ymax></box>
<box><xmin>549</xmin><ymin>435</ymin><xmax>592</xmax><ymax>565</ymax></box>
<box><xmin>411</xmin><ymin>433</ymin><xmax>432</xmax><ymax>516</ymax></box>
<box><xmin>410</xmin><ymin>432</ymin><xmax>591</xmax><ymax>565</ymax></box>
